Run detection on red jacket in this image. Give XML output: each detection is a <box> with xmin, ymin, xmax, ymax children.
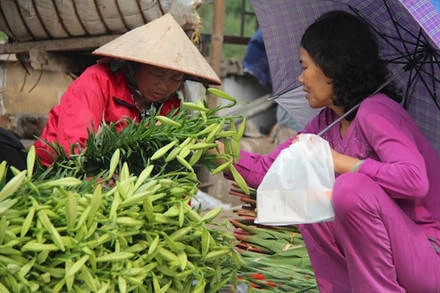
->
<box><xmin>34</xmin><ymin>63</ymin><xmax>181</xmax><ymax>166</ymax></box>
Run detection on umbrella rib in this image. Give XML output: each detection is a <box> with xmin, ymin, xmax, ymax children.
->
<box><xmin>406</xmin><ymin>31</ymin><xmax>425</xmax><ymax>71</ymax></box>
<box><xmin>417</xmin><ymin>61</ymin><xmax>440</xmax><ymax>84</ymax></box>
<box><xmin>386</xmin><ymin>14</ymin><xmax>429</xmax><ymax>49</ymax></box>
<box><xmin>403</xmin><ymin>64</ymin><xmax>419</xmax><ymax>108</ymax></box>
<box><xmin>409</xmin><ymin>32</ymin><xmax>440</xmax><ymax>83</ymax></box>
<box><xmin>370</xmin><ymin>6</ymin><xmax>439</xmax><ymax>110</ymax></box>
<box><xmin>429</xmin><ymin>56</ymin><xmax>438</xmax><ymax>109</ymax></box>
<box><xmin>404</xmin><ymin>54</ymin><xmax>440</xmax><ymax>110</ymax></box>
<box><xmin>350</xmin><ymin>0</ymin><xmax>433</xmax><ymax>73</ymax></box>
<box><xmin>424</xmin><ymin>53</ymin><xmax>440</xmax><ymax>110</ymax></box>
<box><xmin>410</xmin><ymin>39</ymin><xmax>440</xmax><ymax>109</ymax></box>
<box><xmin>381</xmin><ymin>0</ymin><xmax>431</xmax><ymax>50</ymax></box>
<box><xmin>382</xmin><ymin>0</ymin><xmax>411</xmax><ymax>54</ymax></box>
<box><xmin>432</xmin><ymin>52</ymin><xmax>440</xmax><ymax>82</ymax></box>
<box><xmin>349</xmin><ymin>6</ymin><xmax>406</xmax><ymax>58</ymax></box>
<box><xmin>385</xmin><ymin>51</ymin><xmax>423</xmax><ymax>64</ymax></box>
<box><xmin>379</xmin><ymin>0</ymin><xmax>433</xmax><ymax>71</ymax></box>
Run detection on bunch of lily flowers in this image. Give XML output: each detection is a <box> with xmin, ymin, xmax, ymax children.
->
<box><xmin>229</xmin><ymin>184</ymin><xmax>318</xmax><ymax>292</ymax></box>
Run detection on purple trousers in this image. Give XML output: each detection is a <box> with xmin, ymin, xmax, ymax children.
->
<box><xmin>299</xmin><ymin>172</ymin><xmax>440</xmax><ymax>293</ymax></box>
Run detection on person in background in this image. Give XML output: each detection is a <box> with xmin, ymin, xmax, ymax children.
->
<box><xmin>215</xmin><ymin>10</ymin><xmax>440</xmax><ymax>292</ymax></box>
<box><xmin>243</xmin><ymin>28</ymin><xmax>272</xmax><ymax>91</ymax></box>
<box><xmin>34</xmin><ymin>13</ymin><xmax>220</xmax><ymax>167</ymax></box>
<box><xmin>0</xmin><ymin>127</ymin><xmax>26</xmax><ymax>180</ymax></box>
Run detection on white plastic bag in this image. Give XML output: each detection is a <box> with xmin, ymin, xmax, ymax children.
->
<box><xmin>255</xmin><ymin>134</ymin><xmax>335</xmax><ymax>225</ymax></box>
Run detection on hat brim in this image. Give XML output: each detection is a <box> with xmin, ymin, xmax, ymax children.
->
<box><xmin>93</xmin><ymin>14</ymin><xmax>221</xmax><ymax>86</ymax></box>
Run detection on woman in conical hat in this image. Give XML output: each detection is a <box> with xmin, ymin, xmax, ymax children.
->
<box><xmin>34</xmin><ymin>14</ymin><xmax>221</xmax><ymax>167</ymax></box>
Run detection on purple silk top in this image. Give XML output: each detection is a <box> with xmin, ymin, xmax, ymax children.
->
<box><xmin>233</xmin><ymin>93</ymin><xmax>440</xmax><ymax>240</ymax></box>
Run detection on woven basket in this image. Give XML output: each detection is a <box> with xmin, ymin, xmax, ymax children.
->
<box><xmin>0</xmin><ymin>0</ymin><xmax>198</xmax><ymax>42</ymax></box>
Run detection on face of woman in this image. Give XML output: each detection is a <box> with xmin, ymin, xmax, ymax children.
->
<box><xmin>298</xmin><ymin>47</ymin><xmax>336</xmax><ymax>111</ymax></box>
<box><xmin>135</xmin><ymin>64</ymin><xmax>184</xmax><ymax>103</ymax></box>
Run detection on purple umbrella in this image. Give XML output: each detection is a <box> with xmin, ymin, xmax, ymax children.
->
<box><xmin>250</xmin><ymin>0</ymin><xmax>440</xmax><ymax>153</ymax></box>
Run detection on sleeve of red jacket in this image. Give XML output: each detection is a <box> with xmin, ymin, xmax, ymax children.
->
<box><xmin>55</xmin><ymin>66</ymin><xmax>109</xmax><ymax>153</ymax></box>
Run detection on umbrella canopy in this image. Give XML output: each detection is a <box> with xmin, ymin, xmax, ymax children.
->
<box><xmin>250</xmin><ymin>0</ymin><xmax>440</xmax><ymax>153</ymax></box>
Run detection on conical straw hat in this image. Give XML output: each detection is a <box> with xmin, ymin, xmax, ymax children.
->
<box><xmin>93</xmin><ymin>13</ymin><xmax>221</xmax><ymax>85</ymax></box>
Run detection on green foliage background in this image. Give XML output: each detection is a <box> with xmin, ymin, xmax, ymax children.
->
<box><xmin>197</xmin><ymin>0</ymin><xmax>258</xmax><ymax>60</ymax></box>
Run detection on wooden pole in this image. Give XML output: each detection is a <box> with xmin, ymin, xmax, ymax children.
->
<box><xmin>199</xmin><ymin>0</ymin><xmax>225</xmax><ymax>194</ymax></box>
<box><xmin>208</xmin><ymin>0</ymin><xmax>225</xmax><ymax>109</ymax></box>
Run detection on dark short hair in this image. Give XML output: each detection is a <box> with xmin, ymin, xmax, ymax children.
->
<box><xmin>301</xmin><ymin>10</ymin><xmax>401</xmax><ymax>120</ymax></box>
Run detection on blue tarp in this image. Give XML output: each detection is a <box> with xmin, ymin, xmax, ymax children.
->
<box><xmin>243</xmin><ymin>29</ymin><xmax>272</xmax><ymax>90</ymax></box>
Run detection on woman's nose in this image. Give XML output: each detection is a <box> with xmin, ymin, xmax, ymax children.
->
<box><xmin>156</xmin><ymin>78</ymin><xmax>170</xmax><ymax>90</ymax></box>
<box><xmin>298</xmin><ymin>72</ymin><xmax>304</xmax><ymax>83</ymax></box>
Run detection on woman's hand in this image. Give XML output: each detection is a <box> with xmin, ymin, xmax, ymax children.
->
<box><xmin>207</xmin><ymin>140</ymin><xmax>231</xmax><ymax>175</ymax></box>
<box><xmin>331</xmin><ymin>148</ymin><xmax>364</xmax><ymax>174</ymax></box>
<box><xmin>207</xmin><ymin>140</ymin><xmax>224</xmax><ymax>156</ymax></box>
<box><xmin>291</xmin><ymin>135</ymin><xmax>299</xmax><ymax>144</ymax></box>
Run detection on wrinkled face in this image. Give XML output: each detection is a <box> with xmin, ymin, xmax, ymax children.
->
<box><xmin>135</xmin><ymin>64</ymin><xmax>184</xmax><ymax>103</ymax></box>
<box><xmin>298</xmin><ymin>47</ymin><xmax>335</xmax><ymax>110</ymax></box>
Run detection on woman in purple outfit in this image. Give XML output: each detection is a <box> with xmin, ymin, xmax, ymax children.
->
<box><xmin>217</xmin><ymin>10</ymin><xmax>440</xmax><ymax>292</ymax></box>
